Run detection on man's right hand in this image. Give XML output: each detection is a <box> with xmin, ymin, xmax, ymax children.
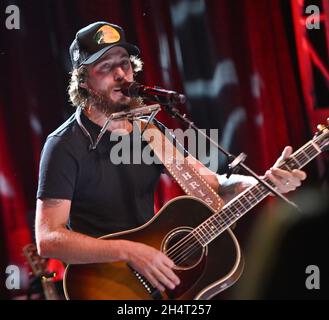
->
<box><xmin>123</xmin><ymin>241</ymin><xmax>180</xmax><ymax>292</ymax></box>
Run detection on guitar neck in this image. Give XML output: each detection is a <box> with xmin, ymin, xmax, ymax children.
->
<box><xmin>23</xmin><ymin>244</ymin><xmax>61</xmax><ymax>300</ymax></box>
<box><xmin>193</xmin><ymin>139</ymin><xmax>324</xmax><ymax>246</ymax></box>
<box><xmin>42</xmin><ymin>279</ymin><xmax>60</xmax><ymax>300</ymax></box>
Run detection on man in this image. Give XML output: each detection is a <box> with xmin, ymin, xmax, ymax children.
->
<box><xmin>35</xmin><ymin>21</ymin><xmax>306</xmax><ymax>293</ymax></box>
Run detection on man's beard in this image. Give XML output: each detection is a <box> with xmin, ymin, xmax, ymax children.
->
<box><xmin>86</xmin><ymin>88</ymin><xmax>142</xmax><ymax>116</ymax></box>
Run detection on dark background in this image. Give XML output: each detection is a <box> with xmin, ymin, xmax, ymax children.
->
<box><xmin>0</xmin><ymin>0</ymin><xmax>328</xmax><ymax>299</ymax></box>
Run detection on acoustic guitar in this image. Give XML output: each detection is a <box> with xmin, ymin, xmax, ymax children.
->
<box><xmin>63</xmin><ymin>121</ymin><xmax>329</xmax><ymax>300</ymax></box>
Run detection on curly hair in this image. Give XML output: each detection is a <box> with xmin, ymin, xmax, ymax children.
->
<box><xmin>68</xmin><ymin>55</ymin><xmax>143</xmax><ymax>108</ymax></box>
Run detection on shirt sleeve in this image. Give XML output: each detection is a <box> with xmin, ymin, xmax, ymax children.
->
<box><xmin>36</xmin><ymin>136</ymin><xmax>79</xmax><ymax>200</ymax></box>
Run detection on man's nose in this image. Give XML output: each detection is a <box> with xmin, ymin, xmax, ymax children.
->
<box><xmin>113</xmin><ymin>66</ymin><xmax>126</xmax><ymax>82</ymax></box>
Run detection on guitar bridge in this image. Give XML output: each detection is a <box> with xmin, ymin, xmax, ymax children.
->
<box><xmin>127</xmin><ymin>264</ymin><xmax>163</xmax><ymax>300</ymax></box>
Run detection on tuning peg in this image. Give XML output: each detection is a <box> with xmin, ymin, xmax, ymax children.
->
<box><xmin>317</xmin><ymin>124</ymin><xmax>326</xmax><ymax>131</ymax></box>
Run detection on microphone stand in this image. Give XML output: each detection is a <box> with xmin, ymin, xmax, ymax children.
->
<box><xmin>161</xmin><ymin>103</ymin><xmax>300</xmax><ymax>212</ymax></box>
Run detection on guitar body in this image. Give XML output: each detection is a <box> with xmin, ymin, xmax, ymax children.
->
<box><xmin>64</xmin><ymin>196</ymin><xmax>243</xmax><ymax>300</ymax></box>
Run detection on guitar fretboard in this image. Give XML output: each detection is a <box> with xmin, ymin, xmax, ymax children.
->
<box><xmin>42</xmin><ymin>280</ymin><xmax>59</xmax><ymax>300</ymax></box>
<box><xmin>192</xmin><ymin>139</ymin><xmax>323</xmax><ymax>246</ymax></box>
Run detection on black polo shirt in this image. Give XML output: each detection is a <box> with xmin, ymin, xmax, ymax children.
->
<box><xmin>37</xmin><ymin>111</ymin><xmax>171</xmax><ymax>238</ymax></box>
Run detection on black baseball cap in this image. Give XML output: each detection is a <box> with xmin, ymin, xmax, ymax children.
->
<box><xmin>69</xmin><ymin>21</ymin><xmax>140</xmax><ymax>69</ymax></box>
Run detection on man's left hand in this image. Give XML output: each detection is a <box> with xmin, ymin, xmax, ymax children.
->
<box><xmin>265</xmin><ymin>146</ymin><xmax>307</xmax><ymax>193</ymax></box>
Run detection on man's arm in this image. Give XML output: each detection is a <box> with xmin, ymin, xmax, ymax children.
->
<box><xmin>216</xmin><ymin>174</ymin><xmax>257</xmax><ymax>203</ymax></box>
<box><xmin>188</xmin><ymin>146</ymin><xmax>307</xmax><ymax>202</ymax></box>
<box><xmin>35</xmin><ymin>198</ymin><xmax>128</xmax><ymax>264</ymax></box>
<box><xmin>186</xmin><ymin>154</ymin><xmax>255</xmax><ymax>202</ymax></box>
<box><xmin>35</xmin><ymin>198</ymin><xmax>180</xmax><ymax>291</ymax></box>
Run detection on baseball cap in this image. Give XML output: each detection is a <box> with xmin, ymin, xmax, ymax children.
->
<box><xmin>69</xmin><ymin>21</ymin><xmax>140</xmax><ymax>69</ymax></box>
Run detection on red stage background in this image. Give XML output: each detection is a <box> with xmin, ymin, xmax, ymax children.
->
<box><xmin>0</xmin><ymin>0</ymin><xmax>328</xmax><ymax>299</ymax></box>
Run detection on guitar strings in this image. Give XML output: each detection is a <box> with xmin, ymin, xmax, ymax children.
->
<box><xmin>165</xmin><ymin>209</ymin><xmax>231</xmax><ymax>262</ymax></box>
<box><xmin>168</xmin><ymin>196</ymin><xmax>258</xmax><ymax>265</ymax></box>
<box><xmin>173</xmin><ymin>186</ymin><xmax>272</xmax><ymax>266</ymax></box>
<box><xmin>164</xmin><ymin>138</ymin><xmax>322</xmax><ymax>266</ymax></box>
<box><xmin>167</xmin><ymin>141</ymin><xmax>306</xmax><ymax>262</ymax></box>
<box><xmin>165</xmin><ymin>180</ymin><xmax>268</xmax><ymax>259</ymax></box>
<box><xmin>171</xmin><ymin>150</ymin><xmax>318</xmax><ymax>266</ymax></box>
<box><xmin>164</xmin><ymin>185</ymin><xmax>262</xmax><ymax>260</ymax></box>
<box><xmin>173</xmin><ymin>191</ymin><xmax>266</xmax><ymax>265</ymax></box>
<box><xmin>168</xmin><ymin>187</ymin><xmax>269</xmax><ymax>266</ymax></box>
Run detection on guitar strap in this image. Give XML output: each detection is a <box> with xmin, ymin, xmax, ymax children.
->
<box><xmin>137</xmin><ymin>119</ymin><xmax>224</xmax><ymax>213</ymax></box>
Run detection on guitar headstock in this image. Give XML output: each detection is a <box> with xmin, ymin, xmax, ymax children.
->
<box><xmin>23</xmin><ymin>243</ymin><xmax>48</xmax><ymax>277</ymax></box>
<box><xmin>314</xmin><ymin>118</ymin><xmax>329</xmax><ymax>151</ymax></box>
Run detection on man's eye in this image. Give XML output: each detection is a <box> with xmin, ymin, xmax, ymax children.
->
<box><xmin>101</xmin><ymin>63</ymin><xmax>111</xmax><ymax>70</ymax></box>
<box><xmin>121</xmin><ymin>60</ymin><xmax>130</xmax><ymax>67</ymax></box>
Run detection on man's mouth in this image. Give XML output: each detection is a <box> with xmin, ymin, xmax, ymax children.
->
<box><xmin>113</xmin><ymin>87</ymin><xmax>122</xmax><ymax>94</ymax></box>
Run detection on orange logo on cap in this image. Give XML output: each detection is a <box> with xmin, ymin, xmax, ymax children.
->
<box><xmin>94</xmin><ymin>25</ymin><xmax>121</xmax><ymax>45</ymax></box>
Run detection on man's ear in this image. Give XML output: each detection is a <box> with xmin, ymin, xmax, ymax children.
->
<box><xmin>79</xmin><ymin>81</ymin><xmax>88</xmax><ymax>90</ymax></box>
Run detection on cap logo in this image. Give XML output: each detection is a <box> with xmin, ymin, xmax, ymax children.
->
<box><xmin>94</xmin><ymin>25</ymin><xmax>121</xmax><ymax>45</ymax></box>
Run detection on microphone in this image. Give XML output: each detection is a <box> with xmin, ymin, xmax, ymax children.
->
<box><xmin>121</xmin><ymin>82</ymin><xmax>186</xmax><ymax>105</ymax></box>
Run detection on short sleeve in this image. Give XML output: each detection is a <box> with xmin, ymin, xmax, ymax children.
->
<box><xmin>37</xmin><ymin>136</ymin><xmax>79</xmax><ymax>200</ymax></box>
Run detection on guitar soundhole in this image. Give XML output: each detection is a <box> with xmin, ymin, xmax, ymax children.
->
<box><xmin>161</xmin><ymin>227</ymin><xmax>206</xmax><ymax>271</ymax></box>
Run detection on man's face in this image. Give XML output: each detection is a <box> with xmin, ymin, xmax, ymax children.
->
<box><xmin>85</xmin><ymin>46</ymin><xmax>134</xmax><ymax>112</ymax></box>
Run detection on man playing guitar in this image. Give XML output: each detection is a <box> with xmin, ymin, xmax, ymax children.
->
<box><xmin>35</xmin><ymin>21</ymin><xmax>307</xmax><ymax>298</ymax></box>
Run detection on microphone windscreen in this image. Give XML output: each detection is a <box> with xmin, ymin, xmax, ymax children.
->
<box><xmin>121</xmin><ymin>82</ymin><xmax>141</xmax><ymax>97</ymax></box>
